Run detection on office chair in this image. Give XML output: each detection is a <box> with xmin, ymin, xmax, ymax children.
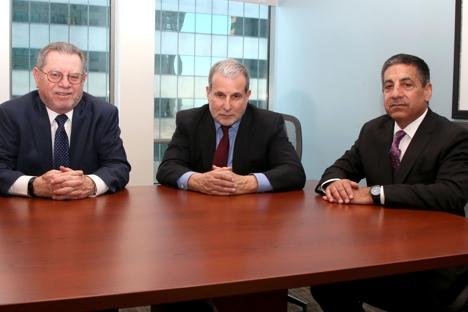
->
<box><xmin>282</xmin><ymin>113</ymin><xmax>303</xmax><ymax>160</ymax></box>
<box><xmin>453</xmin><ymin>121</ymin><xmax>468</xmax><ymax>131</ymax></box>
<box><xmin>281</xmin><ymin>113</ymin><xmax>307</xmax><ymax>312</ymax></box>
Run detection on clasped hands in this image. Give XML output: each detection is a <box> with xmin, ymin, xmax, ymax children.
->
<box><xmin>188</xmin><ymin>165</ymin><xmax>258</xmax><ymax>196</ymax></box>
<box><xmin>323</xmin><ymin>179</ymin><xmax>373</xmax><ymax>204</ymax></box>
<box><xmin>33</xmin><ymin>166</ymin><xmax>96</xmax><ymax>200</ymax></box>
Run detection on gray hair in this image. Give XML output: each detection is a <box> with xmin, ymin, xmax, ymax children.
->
<box><xmin>36</xmin><ymin>42</ymin><xmax>87</xmax><ymax>73</ymax></box>
<box><xmin>208</xmin><ymin>59</ymin><xmax>250</xmax><ymax>93</ymax></box>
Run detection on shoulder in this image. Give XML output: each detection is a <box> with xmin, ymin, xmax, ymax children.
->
<box><xmin>363</xmin><ymin>114</ymin><xmax>393</xmax><ymax>127</ymax></box>
<box><xmin>79</xmin><ymin>92</ymin><xmax>118</xmax><ymax>114</ymax></box>
<box><xmin>0</xmin><ymin>90</ymin><xmax>41</xmax><ymax>113</ymax></box>
<box><xmin>175</xmin><ymin>104</ymin><xmax>211</xmax><ymax>126</ymax></box>
<box><xmin>244</xmin><ymin>104</ymin><xmax>283</xmax><ymax>123</ymax></box>
<box><xmin>418</xmin><ymin>109</ymin><xmax>466</xmax><ymax>134</ymax></box>
<box><xmin>246</xmin><ymin>104</ymin><xmax>280</xmax><ymax>117</ymax></box>
<box><xmin>177</xmin><ymin>104</ymin><xmax>209</xmax><ymax>118</ymax></box>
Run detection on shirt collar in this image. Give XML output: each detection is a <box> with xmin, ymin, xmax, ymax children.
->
<box><xmin>393</xmin><ymin>108</ymin><xmax>428</xmax><ymax>139</ymax></box>
<box><xmin>46</xmin><ymin>107</ymin><xmax>74</xmax><ymax>125</ymax></box>
<box><xmin>214</xmin><ymin>118</ymin><xmax>241</xmax><ymax>132</ymax></box>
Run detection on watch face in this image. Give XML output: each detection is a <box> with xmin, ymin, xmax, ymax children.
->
<box><xmin>370</xmin><ymin>186</ymin><xmax>380</xmax><ymax>196</ymax></box>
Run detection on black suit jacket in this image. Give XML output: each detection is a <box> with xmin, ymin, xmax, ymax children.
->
<box><xmin>156</xmin><ymin>104</ymin><xmax>306</xmax><ymax>192</ymax></box>
<box><xmin>315</xmin><ymin>109</ymin><xmax>468</xmax><ymax>305</ymax></box>
<box><xmin>0</xmin><ymin>90</ymin><xmax>131</xmax><ymax>195</ymax></box>
<box><xmin>316</xmin><ymin>109</ymin><xmax>468</xmax><ymax>216</ymax></box>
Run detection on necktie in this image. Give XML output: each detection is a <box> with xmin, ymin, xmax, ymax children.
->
<box><xmin>54</xmin><ymin>114</ymin><xmax>70</xmax><ymax>170</ymax></box>
<box><xmin>389</xmin><ymin>130</ymin><xmax>406</xmax><ymax>175</ymax></box>
<box><xmin>212</xmin><ymin>126</ymin><xmax>230</xmax><ymax>167</ymax></box>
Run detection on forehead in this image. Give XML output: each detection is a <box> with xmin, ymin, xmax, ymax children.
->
<box><xmin>44</xmin><ymin>51</ymin><xmax>82</xmax><ymax>72</ymax></box>
<box><xmin>383</xmin><ymin>64</ymin><xmax>419</xmax><ymax>82</ymax></box>
<box><xmin>211</xmin><ymin>72</ymin><xmax>246</xmax><ymax>91</ymax></box>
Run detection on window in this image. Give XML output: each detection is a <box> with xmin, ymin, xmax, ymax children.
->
<box><xmin>11</xmin><ymin>0</ymin><xmax>110</xmax><ymax>101</ymax></box>
<box><xmin>154</xmin><ymin>0</ymin><xmax>270</xmax><ymax>179</ymax></box>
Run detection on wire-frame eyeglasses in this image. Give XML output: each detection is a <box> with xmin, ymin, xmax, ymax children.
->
<box><xmin>37</xmin><ymin>68</ymin><xmax>84</xmax><ymax>85</ymax></box>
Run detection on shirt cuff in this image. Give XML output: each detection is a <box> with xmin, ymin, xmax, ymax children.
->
<box><xmin>87</xmin><ymin>174</ymin><xmax>108</xmax><ymax>197</ymax></box>
<box><xmin>8</xmin><ymin>175</ymin><xmax>35</xmax><ymax>197</ymax></box>
<box><xmin>381</xmin><ymin>186</ymin><xmax>385</xmax><ymax>205</ymax></box>
<box><xmin>177</xmin><ymin>171</ymin><xmax>196</xmax><ymax>190</ymax></box>
<box><xmin>318</xmin><ymin>178</ymin><xmax>341</xmax><ymax>193</ymax></box>
<box><xmin>252</xmin><ymin>173</ymin><xmax>273</xmax><ymax>193</ymax></box>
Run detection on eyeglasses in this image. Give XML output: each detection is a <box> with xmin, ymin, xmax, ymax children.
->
<box><xmin>37</xmin><ymin>68</ymin><xmax>84</xmax><ymax>85</ymax></box>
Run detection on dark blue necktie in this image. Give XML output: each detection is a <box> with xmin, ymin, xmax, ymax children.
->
<box><xmin>54</xmin><ymin>114</ymin><xmax>70</xmax><ymax>170</ymax></box>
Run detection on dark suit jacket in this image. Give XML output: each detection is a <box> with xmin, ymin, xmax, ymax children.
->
<box><xmin>315</xmin><ymin>108</ymin><xmax>468</xmax><ymax>305</ymax></box>
<box><xmin>316</xmin><ymin>109</ymin><xmax>468</xmax><ymax>216</ymax></box>
<box><xmin>0</xmin><ymin>90</ymin><xmax>131</xmax><ymax>195</ymax></box>
<box><xmin>156</xmin><ymin>104</ymin><xmax>306</xmax><ymax>192</ymax></box>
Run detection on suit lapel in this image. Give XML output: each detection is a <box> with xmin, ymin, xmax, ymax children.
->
<box><xmin>375</xmin><ymin>117</ymin><xmax>395</xmax><ymax>185</ymax></box>
<box><xmin>199</xmin><ymin>110</ymin><xmax>217</xmax><ymax>169</ymax></box>
<box><xmin>69</xmin><ymin>100</ymin><xmax>91</xmax><ymax>169</ymax></box>
<box><xmin>29</xmin><ymin>98</ymin><xmax>54</xmax><ymax>172</ymax></box>
<box><xmin>232</xmin><ymin>106</ymin><xmax>254</xmax><ymax>169</ymax></box>
<box><xmin>394</xmin><ymin>109</ymin><xmax>435</xmax><ymax>183</ymax></box>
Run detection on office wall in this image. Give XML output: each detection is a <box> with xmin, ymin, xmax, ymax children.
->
<box><xmin>114</xmin><ymin>0</ymin><xmax>155</xmax><ymax>186</ymax></box>
<box><xmin>271</xmin><ymin>0</ymin><xmax>456</xmax><ymax>181</ymax></box>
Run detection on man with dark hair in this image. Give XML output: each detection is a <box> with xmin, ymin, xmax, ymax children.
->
<box><xmin>311</xmin><ymin>54</ymin><xmax>468</xmax><ymax>311</ymax></box>
<box><xmin>0</xmin><ymin>42</ymin><xmax>130</xmax><ymax>200</ymax></box>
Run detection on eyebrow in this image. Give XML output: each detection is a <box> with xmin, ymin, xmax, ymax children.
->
<box><xmin>399</xmin><ymin>77</ymin><xmax>414</xmax><ymax>83</ymax></box>
<box><xmin>383</xmin><ymin>77</ymin><xmax>414</xmax><ymax>85</ymax></box>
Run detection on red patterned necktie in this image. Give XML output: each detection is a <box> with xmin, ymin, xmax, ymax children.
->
<box><xmin>389</xmin><ymin>130</ymin><xmax>406</xmax><ymax>175</ymax></box>
<box><xmin>212</xmin><ymin>126</ymin><xmax>230</xmax><ymax>167</ymax></box>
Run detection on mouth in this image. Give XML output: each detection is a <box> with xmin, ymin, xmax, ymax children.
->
<box><xmin>55</xmin><ymin>91</ymin><xmax>73</xmax><ymax>97</ymax></box>
<box><xmin>390</xmin><ymin>103</ymin><xmax>407</xmax><ymax>108</ymax></box>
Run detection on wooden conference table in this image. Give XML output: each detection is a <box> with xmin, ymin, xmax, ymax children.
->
<box><xmin>1</xmin><ymin>180</ymin><xmax>468</xmax><ymax>311</ymax></box>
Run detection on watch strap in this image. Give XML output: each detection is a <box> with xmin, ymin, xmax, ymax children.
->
<box><xmin>28</xmin><ymin>177</ymin><xmax>37</xmax><ymax>197</ymax></box>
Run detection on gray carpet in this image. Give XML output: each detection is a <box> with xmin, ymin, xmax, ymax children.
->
<box><xmin>118</xmin><ymin>287</ymin><xmax>386</xmax><ymax>311</ymax></box>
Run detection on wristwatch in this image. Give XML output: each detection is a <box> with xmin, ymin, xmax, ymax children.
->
<box><xmin>370</xmin><ymin>185</ymin><xmax>381</xmax><ymax>205</ymax></box>
<box><xmin>28</xmin><ymin>177</ymin><xmax>37</xmax><ymax>197</ymax></box>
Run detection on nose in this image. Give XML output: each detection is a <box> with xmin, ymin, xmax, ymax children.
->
<box><xmin>58</xmin><ymin>75</ymin><xmax>72</xmax><ymax>87</ymax></box>
<box><xmin>222</xmin><ymin>97</ymin><xmax>233</xmax><ymax>111</ymax></box>
<box><xmin>390</xmin><ymin>84</ymin><xmax>403</xmax><ymax>98</ymax></box>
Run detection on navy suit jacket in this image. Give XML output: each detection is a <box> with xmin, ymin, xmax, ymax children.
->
<box><xmin>0</xmin><ymin>90</ymin><xmax>131</xmax><ymax>195</ymax></box>
<box><xmin>156</xmin><ymin>104</ymin><xmax>306</xmax><ymax>192</ymax></box>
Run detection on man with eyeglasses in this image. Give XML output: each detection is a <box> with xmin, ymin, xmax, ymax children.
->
<box><xmin>0</xmin><ymin>42</ymin><xmax>130</xmax><ymax>200</ymax></box>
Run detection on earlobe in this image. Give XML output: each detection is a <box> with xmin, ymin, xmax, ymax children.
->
<box><xmin>32</xmin><ymin>67</ymin><xmax>39</xmax><ymax>81</ymax></box>
<box><xmin>424</xmin><ymin>83</ymin><xmax>433</xmax><ymax>101</ymax></box>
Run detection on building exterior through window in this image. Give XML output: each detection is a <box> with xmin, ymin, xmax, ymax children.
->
<box><xmin>11</xmin><ymin>0</ymin><xmax>110</xmax><ymax>101</ymax></box>
<box><xmin>154</xmin><ymin>0</ymin><xmax>270</xmax><ymax>181</ymax></box>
